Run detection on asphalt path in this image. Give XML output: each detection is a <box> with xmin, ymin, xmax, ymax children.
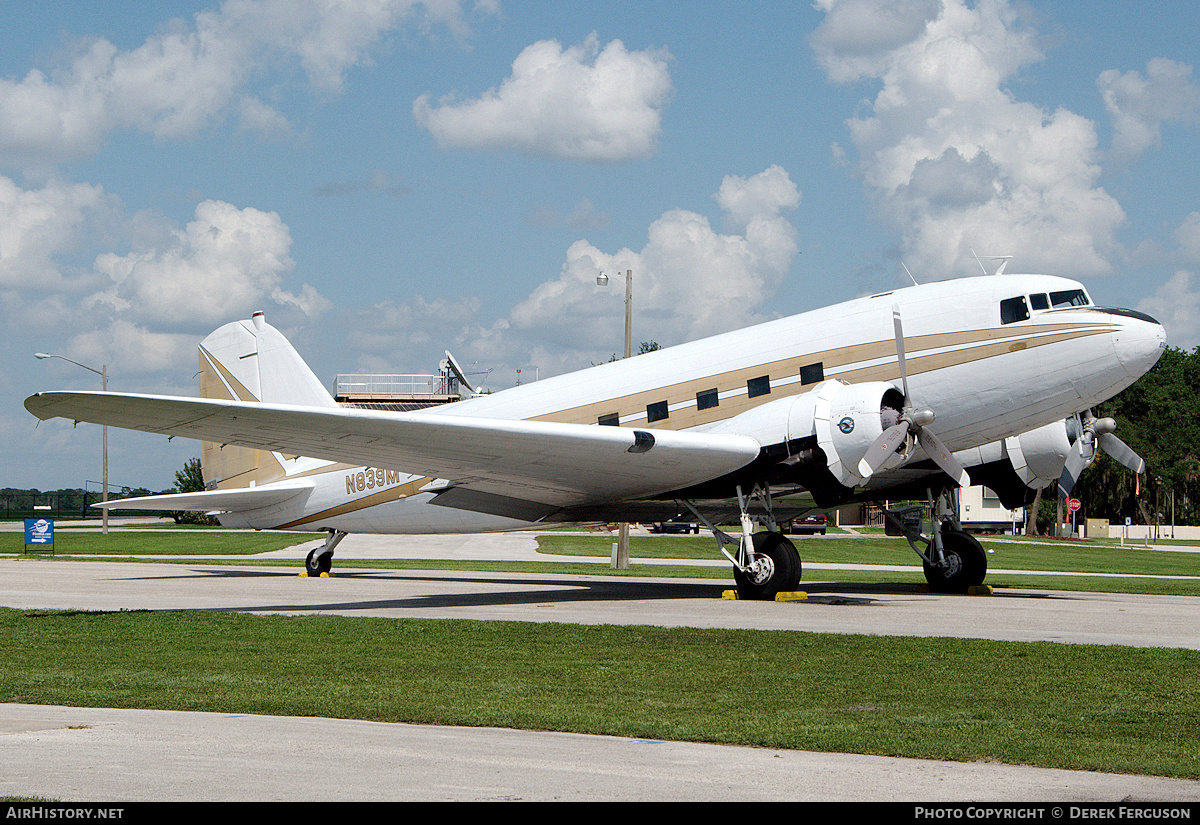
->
<box><xmin>3</xmin><ymin>528</ymin><xmax>1200</xmax><ymax>802</ymax></box>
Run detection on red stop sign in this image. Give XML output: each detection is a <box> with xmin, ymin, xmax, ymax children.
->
<box><xmin>1067</xmin><ymin>498</ymin><xmax>1081</xmax><ymax>512</ymax></box>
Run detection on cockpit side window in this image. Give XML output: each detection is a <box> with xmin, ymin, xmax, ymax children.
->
<box><xmin>1029</xmin><ymin>293</ymin><xmax>1049</xmax><ymax>311</ymax></box>
<box><xmin>1049</xmin><ymin>289</ymin><xmax>1089</xmax><ymax>308</ymax></box>
<box><xmin>1000</xmin><ymin>296</ymin><xmax>1030</xmax><ymax>324</ymax></box>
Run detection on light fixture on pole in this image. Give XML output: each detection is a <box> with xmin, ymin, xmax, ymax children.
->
<box><xmin>34</xmin><ymin>353</ymin><xmax>109</xmax><ymax>535</ymax></box>
<box><xmin>596</xmin><ymin>269</ymin><xmax>634</xmax><ymax>568</ymax></box>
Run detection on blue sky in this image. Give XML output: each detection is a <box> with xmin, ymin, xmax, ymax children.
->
<box><xmin>3</xmin><ymin>0</ymin><xmax>1198</xmax><ymax>492</ymax></box>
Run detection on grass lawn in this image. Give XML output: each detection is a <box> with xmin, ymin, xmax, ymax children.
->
<box><xmin>3</xmin><ymin>607</ymin><xmax>1198</xmax><ymax>780</ymax></box>
<box><xmin>10</xmin><ymin>530</ymin><xmax>316</xmax><ymax>556</ymax></box>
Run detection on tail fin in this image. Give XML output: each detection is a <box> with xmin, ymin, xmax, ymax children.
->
<box><xmin>198</xmin><ymin>312</ymin><xmax>335</xmax><ymax>489</ymax></box>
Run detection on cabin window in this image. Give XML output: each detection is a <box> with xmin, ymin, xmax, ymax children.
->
<box><xmin>1029</xmin><ymin>293</ymin><xmax>1049</xmax><ymax>311</ymax></box>
<box><xmin>646</xmin><ymin>401</ymin><xmax>669</xmax><ymax>423</ymax></box>
<box><xmin>747</xmin><ymin>375</ymin><xmax>771</xmax><ymax>398</ymax></box>
<box><xmin>597</xmin><ymin>413</ymin><xmax>620</xmax><ymax>427</ymax></box>
<box><xmin>1050</xmin><ymin>289</ymin><xmax>1089</xmax><ymax>308</ymax></box>
<box><xmin>1000</xmin><ymin>296</ymin><xmax>1030</xmax><ymax>325</ymax></box>
<box><xmin>696</xmin><ymin>388</ymin><xmax>719</xmax><ymax>411</ymax></box>
<box><xmin>799</xmin><ymin>362</ymin><xmax>824</xmax><ymax>385</ymax></box>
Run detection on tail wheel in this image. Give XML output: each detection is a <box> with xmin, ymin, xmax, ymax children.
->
<box><xmin>733</xmin><ymin>532</ymin><xmax>802</xmax><ymax>600</ymax></box>
<box><xmin>922</xmin><ymin>530</ymin><xmax>986</xmax><ymax>593</ymax></box>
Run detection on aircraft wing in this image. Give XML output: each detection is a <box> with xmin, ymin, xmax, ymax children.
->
<box><xmin>25</xmin><ymin>392</ymin><xmax>761</xmax><ymax>514</ymax></box>
<box><xmin>97</xmin><ymin>479</ymin><xmax>315</xmax><ymax>513</ymax></box>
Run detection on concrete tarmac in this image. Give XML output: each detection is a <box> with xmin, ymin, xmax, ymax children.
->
<box><xmin>5</xmin><ymin>703</ymin><xmax>1200</xmax><ymax>802</ymax></box>
<box><xmin>4</xmin><ymin>529</ymin><xmax>1200</xmax><ymax>802</ymax></box>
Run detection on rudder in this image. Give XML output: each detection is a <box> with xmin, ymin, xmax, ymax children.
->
<box><xmin>197</xmin><ymin>312</ymin><xmax>335</xmax><ymax>489</ymax></box>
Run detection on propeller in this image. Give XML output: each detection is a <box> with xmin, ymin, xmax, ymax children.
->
<box><xmin>857</xmin><ymin>306</ymin><xmax>971</xmax><ymax>487</ymax></box>
<box><xmin>1056</xmin><ymin>410</ymin><xmax>1145</xmax><ymax>498</ymax></box>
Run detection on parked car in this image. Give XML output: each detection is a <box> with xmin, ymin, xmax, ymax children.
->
<box><xmin>786</xmin><ymin>513</ymin><xmax>828</xmax><ymax>535</ymax></box>
<box><xmin>650</xmin><ymin>520</ymin><xmax>701</xmax><ymax>534</ymax></box>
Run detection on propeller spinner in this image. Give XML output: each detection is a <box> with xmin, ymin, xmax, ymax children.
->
<box><xmin>1056</xmin><ymin>410</ymin><xmax>1145</xmax><ymax>498</ymax></box>
<box><xmin>857</xmin><ymin>306</ymin><xmax>971</xmax><ymax>487</ymax></box>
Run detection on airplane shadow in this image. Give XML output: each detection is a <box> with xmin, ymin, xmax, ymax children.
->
<box><xmin>800</xmin><ymin>580</ymin><xmax>1066</xmax><ymax>601</ymax></box>
<box><xmin>116</xmin><ymin>566</ymin><xmax>1073</xmax><ymax>615</ymax></box>
<box><xmin>135</xmin><ymin>567</ymin><xmax>727</xmax><ymax>613</ymax></box>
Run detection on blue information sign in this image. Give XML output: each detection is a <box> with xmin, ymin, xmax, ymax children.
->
<box><xmin>24</xmin><ymin>518</ymin><xmax>54</xmax><ymax>546</ymax></box>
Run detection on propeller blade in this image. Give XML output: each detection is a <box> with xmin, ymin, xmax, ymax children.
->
<box><xmin>1057</xmin><ymin>441</ymin><xmax>1089</xmax><ymax>498</ymax></box>
<box><xmin>858</xmin><ymin>421</ymin><xmax>910</xmax><ymax>478</ymax></box>
<box><xmin>1098</xmin><ymin>432</ymin><xmax>1145</xmax><ymax>474</ymax></box>
<box><xmin>892</xmin><ymin>304</ymin><xmax>909</xmax><ymax>400</ymax></box>
<box><xmin>916</xmin><ymin>427</ymin><xmax>971</xmax><ymax>488</ymax></box>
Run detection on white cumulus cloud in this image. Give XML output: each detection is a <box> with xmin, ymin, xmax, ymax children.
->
<box><xmin>811</xmin><ymin>0</ymin><xmax>1125</xmax><ymax>279</ymax></box>
<box><xmin>1138</xmin><ymin>270</ymin><xmax>1200</xmax><ymax>350</ymax></box>
<box><xmin>88</xmin><ymin>199</ymin><xmax>310</xmax><ymax>329</ymax></box>
<box><xmin>0</xmin><ymin>0</ymin><xmax>482</xmax><ymax>167</ymax></box>
<box><xmin>495</xmin><ymin>166</ymin><xmax>801</xmax><ymax>376</ymax></box>
<box><xmin>0</xmin><ymin>176</ymin><xmax>121</xmax><ymax>288</ymax></box>
<box><xmin>1099</xmin><ymin>58</ymin><xmax>1200</xmax><ymax>161</ymax></box>
<box><xmin>413</xmin><ymin>33</ymin><xmax>673</xmax><ymax>161</ymax></box>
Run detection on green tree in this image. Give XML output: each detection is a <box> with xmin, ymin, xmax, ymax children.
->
<box><xmin>1074</xmin><ymin>346</ymin><xmax>1200</xmax><ymax>525</ymax></box>
<box><xmin>607</xmin><ymin>342</ymin><xmax>661</xmax><ymax>362</ymax></box>
<box><xmin>174</xmin><ymin>457</ymin><xmax>205</xmax><ymax>493</ymax></box>
<box><xmin>169</xmin><ymin>457</ymin><xmax>216</xmax><ymax>525</ymax></box>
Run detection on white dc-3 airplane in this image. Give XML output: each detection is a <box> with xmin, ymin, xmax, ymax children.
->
<box><xmin>25</xmin><ymin>272</ymin><xmax>1166</xmax><ymax>598</ymax></box>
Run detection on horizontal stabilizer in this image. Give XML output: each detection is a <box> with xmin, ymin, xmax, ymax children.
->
<box><xmin>96</xmin><ymin>479</ymin><xmax>315</xmax><ymax>513</ymax></box>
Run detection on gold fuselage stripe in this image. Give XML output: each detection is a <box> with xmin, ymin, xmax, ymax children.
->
<box><xmin>530</xmin><ymin>323</ymin><xmax>1112</xmax><ymax>431</ymax></box>
<box><xmin>273</xmin><ymin>476</ymin><xmax>432</xmax><ymax>529</ymax></box>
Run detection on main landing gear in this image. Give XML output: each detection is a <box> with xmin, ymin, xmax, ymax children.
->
<box><xmin>304</xmin><ymin>529</ymin><xmax>346</xmax><ymax>576</ymax></box>
<box><xmin>684</xmin><ymin>485</ymin><xmax>802</xmax><ymax>601</ymax></box>
<box><xmin>882</xmin><ymin>488</ymin><xmax>987</xmax><ymax>593</ymax></box>
<box><xmin>683</xmin><ymin>483</ymin><xmax>986</xmax><ymax>599</ymax></box>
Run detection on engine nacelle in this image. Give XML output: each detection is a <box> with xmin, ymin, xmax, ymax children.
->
<box><xmin>808</xmin><ymin>380</ymin><xmax>906</xmax><ymax>487</ymax></box>
<box><xmin>708</xmin><ymin>379</ymin><xmax>902</xmax><ymax>488</ymax></box>
<box><xmin>1002</xmin><ymin>418</ymin><xmax>1074</xmax><ymax>489</ymax></box>
<box><xmin>961</xmin><ymin>416</ymin><xmax>1081</xmax><ymax>509</ymax></box>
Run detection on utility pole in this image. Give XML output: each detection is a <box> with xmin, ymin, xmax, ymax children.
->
<box><xmin>597</xmin><ymin>269</ymin><xmax>633</xmax><ymax>569</ymax></box>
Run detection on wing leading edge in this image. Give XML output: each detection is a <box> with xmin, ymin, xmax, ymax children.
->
<box><xmin>25</xmin><ymin>391</ymin><xmax>762</xmax><ymax>509</ymax></box>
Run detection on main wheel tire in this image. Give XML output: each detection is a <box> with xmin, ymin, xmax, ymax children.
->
<box><xmin>305</xmin><ymin>548</ymin><xmax>332</xmax><ymax>575</ymax></box>
<box><xmin>922</xmin><ymin>530</ymin><xmax>986</xmax><ymax>593</ymax></box>
<box><xmin>733</xmin><ymin>532</ymin><xmax>802</xmax><ymax>600</ymax></box>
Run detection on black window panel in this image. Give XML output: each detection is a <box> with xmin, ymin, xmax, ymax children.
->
<box><xmin>597</xmin><ymin>413</ymin><xmax>620</xmax><ymax>427</ymax></box>
<box><xmin>1050</xmin><ymin>289</ymin><xmax>1089</xmax><ymax>308</ymax></box>
<box><xmin>747</xmin><ymin>375</ymin><xmax>771</xmax><ymax>398</ymax></box>
<box><xmin>696</xmin><ymin>388</ymin><xmax>719</xmax><ymax>411</ymax></box>
<box><xmin>799</xmin><ymin>362</ymin><xmax>824</xmax><ymax>385</ymax></box>
<box><xmin>1000</xmin><ymin>296</ymin><xmax>1030</xmax><ymax>324</ymax></box>
<box><xmin>646</xmin><ymin>401</ymin><xmax>669</xmax><ymax>423</ymax></box>
<box><xmin>1029</xmin><ymin>293</ymin><xmax>1049</xmax><ymax>310</ymax></box>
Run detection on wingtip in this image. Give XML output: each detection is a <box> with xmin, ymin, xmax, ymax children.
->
<box><xmin>23</xmin><ymin>392</ymin><xmax>50</xmax><ymax>418</ymax></box>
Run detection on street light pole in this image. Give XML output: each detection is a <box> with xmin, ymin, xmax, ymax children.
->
<box><xmin>101</xmin><ymin>363</ymin><xmax>107</xmax><ymax>536</ymax></box>
<box><xmin>623</xmin><ymin>268</ymin><xmax>632</xmax><ymax>360</ymax></box>
<box><xmin>34</xmin><ymin>353</ymin><xmax>109</xmax><ymax>535</ymax></box>
<box><xmin>597</xmin><ymin>269</ymin><xmax>633</xmax><ymax>569</ymax></box>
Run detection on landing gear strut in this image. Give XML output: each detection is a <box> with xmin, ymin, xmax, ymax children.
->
<box><xmin>305</xmin><ymin>529</ymin><xmax>346</xmax><ymax>576</ymax></box>
<box><xmin>683</xmin><ymin>484</ymin><xmax>802</xmax><ymax>600</ymax></box>
<box><xmin>882</xmin><ymin>489</ymin><xmax>986</xmax><ymax>593</ymax></box>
